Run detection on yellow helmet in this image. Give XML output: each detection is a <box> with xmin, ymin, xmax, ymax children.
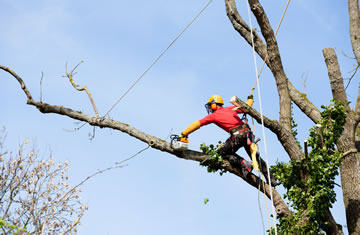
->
<box><xmin>207</xmin><ymin>95</ymin><xmax>224</xmax><ymax>105</ymax></box>
<box><xmin>205</xmin><ymin>95</ymin><xmax>224</xmax><ymax>113</ymax></box>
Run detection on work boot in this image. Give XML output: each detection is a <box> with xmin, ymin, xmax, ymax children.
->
<box><xmin>257</xmin><ymin>156</ymin><xmax>280</xmax><ymax>187</ymax></box>
<box><xmin>240</xmin><ymin>159</ymin><xmax>253</xmax><ymax>178</ymax></box>
<box><xmin>263</xmin><ymin>170</ymin><xmax>280</xmax><ymax>187</ymax></box>
<box><xmin>226</xmin><ymin>155</ymin><xmax>241</xmax><ymax>166</ymax></box>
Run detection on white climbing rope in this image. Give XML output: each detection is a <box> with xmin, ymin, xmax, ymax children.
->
<box><xmin>103</xmin><ymin>0</ymin><xmax>213</xmax><ymax>118</ymax></box>
<box><xmin>250</xmin><ymin>0</ymin><xmax>291</xmax><ymax>96</ymax></box>
<box><xmin>246</xmin><ymin>1</ymin><xmax>278</xmax><ymax>234</ymax></box>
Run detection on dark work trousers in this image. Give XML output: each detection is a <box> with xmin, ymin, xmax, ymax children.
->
<box><xmin>218</xmin><ymin>131</ymin><xmax>270</xmax><ymax>178</ymax></box>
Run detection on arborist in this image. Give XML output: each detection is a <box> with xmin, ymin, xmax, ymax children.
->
<box><xmin>179</xmin><ymin>94</ymin><xmax>278</xmax><ymax>186</ymax></box>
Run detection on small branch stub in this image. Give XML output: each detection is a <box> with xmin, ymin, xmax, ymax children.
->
<box><xmin>304</xmin><ymin>140</ymin><xmax>308</xmax><ymax>160</ymax></box>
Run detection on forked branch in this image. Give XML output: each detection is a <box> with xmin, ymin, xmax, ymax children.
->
<box><xmin>65</xmin><ymin>61</ymin><xmax>99</xmax><ymax>117</ymax></box>
<box><xmin>231</xmin><ymin>96</ymin><xmax>303</xmax><ymax>160</ymax></box>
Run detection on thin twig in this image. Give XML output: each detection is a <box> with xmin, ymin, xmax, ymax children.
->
<box><xmin>304</xmin><ymin>140</ymin><xmax>308</xmax><ymax>160</ymax></box>
<box><xmin>40</xmin><ymin>72</ymin><xmax>44</xmax><ymax>102</ymax></box>
<box><xmin>338</xmin><ymin>48</ymin><xmax>356</xmax><ymax>60</ymax></box>
<box><xmin>302</xmin><ymin>72</ymin><xmax>308</xmax><ymax>95</ymax></box>
<box><xmin>57</xmin><ymin>145</ymin><xmax>150</xmax><ymax>209</ymax></box>
<box><xmin>345</xmin><ymin>64</ymin><xmax>360</xmax><ymax>90</ymax></box>
<box><xmin>88</xmin><ymin>127</ymin><xmax>96</xmax><ymax>140</ymax></box>
<box><xmin>115</xmin><ymin>145</ymin><xmax>150</xmax><ymax>165</ymax></box>
<box><xmin>65</xmin><ymin>62</ymin><xmax>99</xmax><ymax>118</ymax></box>
<box><xmin>63</xmin><ymin>123</ymin><xmax>87</xmax><ymax>133</ymax></box>
<box><xmin>166</xmin><ymin>128</ymin><xmax>174</xmax><ymax>141</ymax></box>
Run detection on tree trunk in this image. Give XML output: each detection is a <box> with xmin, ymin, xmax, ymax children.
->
<box><xmin>323</xmin><ymin>48</ymin><xmax>360</xmax><ymax>235</ymax></box>
<box><xmin>339</xmin><ymin>150</ymin><xmax>360</xmax><ymax>235</ymax></box>
<box><xmin>349</xmin><ymin>0</ymin><xmax>360</xmax><ymax>66</ymax></box>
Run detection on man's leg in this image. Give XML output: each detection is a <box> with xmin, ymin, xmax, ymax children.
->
<box><xmin>244</xmin><ymin>140</ymin><xmax>279</xmax><ymax>186</ymax></box>
<box><xmin>257</xmin><ymin>156</ymin><xmax>279</xmax><ymax>186</ymax></box>
<box><xmin>218</xmin><ymin>137</ymin><xmax>253</xmax><ymax>177</ymax></box>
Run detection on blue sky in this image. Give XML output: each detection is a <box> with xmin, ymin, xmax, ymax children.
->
<box><xmin>0</xmin><ymin>0</ymin><xmax>356</xmax><ymax>234</ymax></box>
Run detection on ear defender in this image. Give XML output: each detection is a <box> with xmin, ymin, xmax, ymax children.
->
<box><xmin>210</xmin><ymin>103</ymin><xmax>217</xmax><ymax>112</ymax></box>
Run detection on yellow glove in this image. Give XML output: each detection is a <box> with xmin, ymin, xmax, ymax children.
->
<box><xmin>182</xmin><ymin>120</ymin><xmax>201</xmax><ymax>136</ymax></box>
<box><xmin>246</xmin><ymin>95</ymin><xmax>254</xmax><ymax>108</ymax></box>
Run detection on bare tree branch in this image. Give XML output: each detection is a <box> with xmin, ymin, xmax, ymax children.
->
<box><xmin>40</xmin><ymin>72</ymin><xmax>44</xmax><ymax>102</ymax></box>
<box><xmin>225</xmin><ymin>0</ymin><xmax>322</xmax><ymax>125</ymax></box>
<box><xmin>224</xmin><ymin>0</ymin><xmax>268</xmax><ymax>61</ymax></box>
<box><xmin>0</xmin><ymin>139</ymin><xmax>85</xmax><ymax>234</ymax></box>
<box><xmin>323</xmin><ymin>47</ymin><xmax>360</xmax><ymax>234</ymax></box>
<box><xmin>0</xmin><ymin>64</ymin><xmax>291</xmax><ymax>219</ymax></box>
<box><xmin>247</xmin><ymin>0</ymin><xmax>292</xmax><ymax>133</ymax></box>
<box><xmin>345</xmin><ymin>64</ymin><xmax>360</xmax><ymax>90</ymax></box>
<box><xmin>0</xmin><ymin>65</ymin><xmax>32</xmax><ymax>100</ymax></box>
<box><xmin>322</xmin><ymin>48</ymin><xmax>360</xmax><ymax>132</ymax></box>
<box><xmin>226</xmin><ymin>0</ymin><xmax>309</xmax><ymax>163</ymax></box>
<box><xmin>324</xmin><ymin>208</ymin><xmax>344</xmax><ymax>235</ymax></box>
<box><xmin>349</xmin><ymin>0</ymin><xmax>360</xmax><ymax>66</ymax></box>
<box><xmin>65</xmin><ymin>62</ymin><xmax>99</xmax><ymax>118</ymax></box>
<box><xmin>288</xmin><ymin>81</ymin><xmax>321</xmax><ymax>123</ymax></box>
<box><xmin>323</xmin><ymin>48</ymin><xmax>349</xmax><ymax>106</ymax></box>
<box><xmin>354</xmin><ymin>86</ymin><xmax>360</xmax><ymax>126</ymax></box>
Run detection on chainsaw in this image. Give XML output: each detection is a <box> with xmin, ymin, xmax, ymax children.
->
<box><xmin>170</xmin><ymin>134</ymin><xmax>189</xmax><ymax>151</ymax></box>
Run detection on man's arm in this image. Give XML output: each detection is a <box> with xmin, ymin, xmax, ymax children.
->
<box><xmin>181</xmin><ymin>120</ymin><xmax>201</xmax><ymax>136</ymax></box>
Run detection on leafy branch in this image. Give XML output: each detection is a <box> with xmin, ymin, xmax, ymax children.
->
<box><xmin>200</xmin><ymin>142</ymin><xmax>227</xmax><ymax>175</ymax></box>
<box><xmin>271</xmin><ymin>100</ymin><xmax>346</xmax><ymax>234</ymax></box>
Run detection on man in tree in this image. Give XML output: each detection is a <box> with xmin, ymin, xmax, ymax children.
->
<box><xmin>180</xmin><ymin>94</ymin><xmax>278</xmax><ymax>186</ymax></box>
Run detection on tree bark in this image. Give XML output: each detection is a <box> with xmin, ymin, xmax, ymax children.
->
<box><xmin>323</xmin><ymin>48</ymin><xmax>360</xmax><ymax>235</ymax></box>
<box><xmin>349</xmin><ymin>0</ymin><xmax>360</xmax><ymax>66</ymax></box>
<box><xmin>225</xmin><ymin>0</ymin><xmax>343</xmax><ymax>233</ymax></box>
<box><xmin>225</xmin><ymin>0</ymin><xmax>322</xmax><ymax>125</ymax></box>
<box><xmin>323</xmin><ymin>48</ymin><xmax>350</xmax><ymax>110</ymax></box>
<box><xmin>224</xmin><ymin>0</ymin><xmax>268</xmax><ymax>61</ymax></box>
<box><xmin>247</xmin><ymin>0</ymin><xmax>292</xmax><ymax>132</ymax></box>
<box><xmin>324</xmin><ymin>208</ymin><xmax>344</xmax><ymax>235</ymax></box>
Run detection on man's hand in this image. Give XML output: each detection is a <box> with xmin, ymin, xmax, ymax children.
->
<box><xmin>246</xmin><ymin>95</ymin><xmax>254</xmax><ymax>108</ymax></box>
<box><xmin>179</xmin><ymin>133</ymin><xmax>189</xmax><ymax>143</ymax></box>
<box><xmin>179</xmin><ymin>133</ymin><xmax>187</xmax><ymax>138</ymax></box>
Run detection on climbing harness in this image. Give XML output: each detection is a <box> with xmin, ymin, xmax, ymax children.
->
<box><xmin>103</xmin><ymin>0</ymin><xmax>213</xmax><ymax>118</ymax></box>
<box><xmin>240</xmin><ymin>113</ymin><xmax>261</xmax><ymax>171</ymax></box>
<box><xmin>241</xmin><ymin>113</ymin><xmax>248</xmax><ymax>125</ymax></box>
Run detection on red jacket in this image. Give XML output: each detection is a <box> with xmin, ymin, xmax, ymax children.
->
<box><xmin>199</xmin><ymin>106</ymin><xmax>245</xmax><ymax>133</ymax></box>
